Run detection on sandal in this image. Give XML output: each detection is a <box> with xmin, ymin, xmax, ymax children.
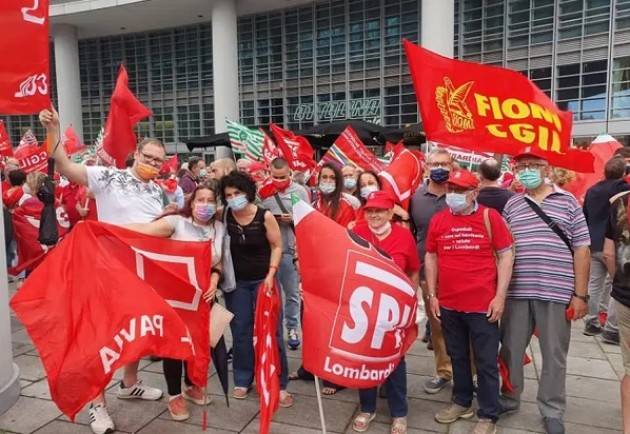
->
<box><xmin>233</xmin><ymin>387</ymin><xmax>248</xmax><ymax>400</ymax></box>
<box><xmin>279</xmin><ymin>390</ymin><xmax>294</xmax><ymax>408</ymax></box>
<box><xmin>352</xmin><ymin>412</ymin><xmax>376</xmax><ymax>433</ymax></box>
<box><xmin>390</xmin><ymin>417</ymin><xmax>407</xmax><ymax>434</ymax></box>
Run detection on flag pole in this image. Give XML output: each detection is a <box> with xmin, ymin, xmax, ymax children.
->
<box><xmin>314</xmin><ymin>376</ymin><xmax>327</xmax><ymax>434</ymax></box>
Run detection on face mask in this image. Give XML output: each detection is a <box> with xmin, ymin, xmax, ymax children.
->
<box><xmin>360</xmin><ymin>185</ymin><xmax>379</xmax><ymax>199</ymax></box>
<box><xmin>319</xmin><ymin>181</ymin><xmax>336</xmax><ymax>195</ymax></box>
<box><xmin>136</xmin><ymin>162</ymin><xmax>160</xmax><ymax>181</ymax></box>
<box><xmin>445</xmin><ymin>192</ymin><xmax>469</xmax><ymax>213</ymax></box>
<box><xmin>429</xmin><ymin>167</ymin><xmax>450</xmax><ymax>184</ymax></box>
<box><xmin>193</xmin><ymin>203</ymin><xmax>216</xmax><ymax>222</ymax></box>
<box><xmin>272</xmin><ymin>178</ymin><xmax>291</xmax><ymax>192</ymax></box>
<box><xmin>370</xmin><ymin>221</ymin><xmax>391</xmax><ymax>236</ymax></box>
<box><xmin>517</xmin><ymin>169</ymin><xmax>543</xmax><ymax>190</ymax></box>
<box><xmin>199</xmin><ymin>169</ymin><xmax>208</xmax><ymax>178</ymax></box>
<box><xmin>227</xmin><ymin>194</ymin><xmax>249</xmax><ymax>211</ymax></box>
<box><xmin>344</xmin><ymin>178</ymin><xmax>357</xmax><ymax>190</ymax></box>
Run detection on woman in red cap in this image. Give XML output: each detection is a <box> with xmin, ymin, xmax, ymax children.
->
<box><xmin>351</xmin><ymin>190</ymin><xmax>420</xmax><ymax>434</ymax></box>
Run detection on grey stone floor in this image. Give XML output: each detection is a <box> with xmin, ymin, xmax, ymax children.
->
<box><xmin>1</xmin><ymin>289</ymin><xmax>624</xmax><ymax>434</ymax></box>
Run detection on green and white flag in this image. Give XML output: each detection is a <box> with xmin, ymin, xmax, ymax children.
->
<box><xmin>226</xmin><ymin>119</ymin><xmax>264</xmax><ymax>161</ymax></box>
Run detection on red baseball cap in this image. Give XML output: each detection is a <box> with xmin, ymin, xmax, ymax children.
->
<box><xmin>364</xmin><ymin>190</ymin><xmax>396</xmax><ymax>210</ymax></box>
<box><xmin>447</xmin><ymin>169</ymin><xmax>479</xmax><ymax>189</ymax></box>
<box><xmin>513</xmin><ymin>146</ymin><xmax>548</xmax><ymax>161</ymax></box>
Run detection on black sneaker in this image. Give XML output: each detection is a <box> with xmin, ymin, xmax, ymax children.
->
<box><xmin>602</xmin><ymin>330</ymin><xmax>620</xmax><ymax>345</ymax></box>
<box><xmin>543</xmin><ymin>417</ymin><xmax>565</xmax><ymax>434</ymax></box>
<box><xmin>583</xmin><ymin>321</ymin><xmax>602</xmax><ymax>336</ymax></box>
<box><xmin>498</xmin><ymin>395</ymin><xmax>520</xmax><ymax>415</ymax></box>
<box><xmin>423</xmin><ymin>376</ymin><xmax>450</xmax><ymax>394</ymax></box>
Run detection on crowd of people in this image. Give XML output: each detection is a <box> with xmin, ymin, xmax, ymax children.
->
<box><xmin>4</xmin><ymin>108</ymin><xmax>630</xmax><ymax>434</ymax></box>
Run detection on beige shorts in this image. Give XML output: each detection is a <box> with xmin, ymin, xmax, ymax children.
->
<box><xmin>617</xmin><ymin>300</ymin><xmax>630</xmax><ymax>376</ymax></box>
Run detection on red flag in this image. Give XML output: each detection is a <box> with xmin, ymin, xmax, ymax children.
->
<box><xmin>262</xmin><ymin>130</ymin><xmax>282</xmax><ymax>167</ymax></box>
<box><xmin>403</xmin><ymin>40</ymin><xmax>594</xmax><ymax>173</ymax></box>
<box><xmin>293</xmin><ymin>200</ymin><xmax>417</xmax><ymax>388</ymax></box>
<box><xmin>15</xmin><ymin>130</ymin><xmax>47</xmax><ymax>174</ymax></box>
<box><xmin>63</xmin><ymin>125</ymin><xmax>85</xmax><ymax>155</ymax></box>
<box><xmin>0</xmin><ymin>1</ymin><xmax>50</xmax><ymax>114</ymax></box>
<box><xmin>254</xmin><ymin>282</ymin><xmax>281</xmax><ymax>434</ymax></box>
<box><xmin>563</xmin><ymin>134</ymin><xmax>623</xmax><ymax>204</ymax></box>
<box><xmin>98</xmin><ymin>65</ymin><xmax>152</xmax><ymax>168</ymax></box>
<box><xmin>10</xmin><ymin>221</ymin><xmax>210</xmax><ymax>419</ymax></box>
<box><xmin>320</xmin><ymin>127</ymin><xmax>384</xmax><ymax>173</ymax></box>
<box><xmin>378</xmin><ymin>149</ymin><xmax>424</xmax><ymax>209</ymax></box>
<box><xmin>160</xmin><ymin>154</ymin><xmax>178</xmax><ymax>175</ymax></box>
<box><xmin>0</xmin><ymin>120</ymin><xmax>14</xmax><ymax>157</ymax></box>
<box><xmin>270</xmin><ymin>123</ymin><xmax>316</xmax><ymax>172</ymax></box>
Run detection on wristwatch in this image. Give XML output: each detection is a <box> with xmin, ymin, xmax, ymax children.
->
<box><xmin>572</xmin><ymin>291</ymin><xmax>590</xmax><ymax>302</ymax></box>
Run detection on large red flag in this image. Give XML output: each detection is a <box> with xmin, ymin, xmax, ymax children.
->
<box><xmin>403</xmin><ymin>40</ymin><xmax>594</xmax><ymax>173</ymax></box>
<box><xmin>378</xmin><ymin>148</ymin><xmax>424</xmax><ymax>210</ymax></box>
<box><xmin>294</xmin><ymin>199</ymin><xmax>417</xmax><ymax>388</ymax></box>
<box><xmin>15</xmin><ymin>130</ymin><xmax>47</xmax><ymax>173</ymax></box>
<box><xmin>63</xmin><ymin>125</ymin><xmax>86</xmax><ymax>156</ymax></box>
<box><xmin>320</xmin><ymin>126</ymin><xmax>384</xmax><ymax>173</ymax></box>
<box><xmin>262</xmin><ymin>130</ymin><xmax>282</xmax><ymax>167</ymax></box>
<box><xmin>0</xmin><ymin>0</ymin><xmax>50</xmax><ymax>114</ymax></box>
<box><xmin>10</xmin><ymin>221</ymin><xmax>211</xmax><ymax>419</ymax></box>
<box><xmin>254</xmin><ymin>282</ymin><xmax>281</xmax><ymax>434</ymax></box>
<box><xmin>98</xmin><ymin>65</ymin><xmax>152</xmax><ymax>168</ymax></box>
<box><xmin>270</xmin><ymin>123</ymin><xmax>317</xmax><ymax>172</ymax></box>
<box><xmin>0</xmin><ymin>120</ymin><xmax>14</xmax><ymax>157</ymax></box>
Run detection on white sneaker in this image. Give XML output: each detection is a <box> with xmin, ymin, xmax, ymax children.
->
<box><xmin>116</xmin><ymin>379</ymin><xmax>163</xmax><ymax>401</ymax></box>
<box><xmin>88</xmin><ymin>403</ymin><xmax>114</xmax><ymax>434</ymax></box>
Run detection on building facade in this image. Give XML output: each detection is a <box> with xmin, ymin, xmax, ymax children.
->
<box><xmin>4</xmin><ymin>0</ymin><xmax>630</xmax><ymax>150</ymax></box>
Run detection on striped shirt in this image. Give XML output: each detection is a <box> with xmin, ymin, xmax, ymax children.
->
<box><xmin>502</xmin><ymin>186</ymin><xmax>590</xmax><ymax>304</ymax></box>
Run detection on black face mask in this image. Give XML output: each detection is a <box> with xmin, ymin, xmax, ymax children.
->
<box><xmin>429</xmin><ymin>168</ymin><xmax>450</xmax><ymax>184</ymax></box>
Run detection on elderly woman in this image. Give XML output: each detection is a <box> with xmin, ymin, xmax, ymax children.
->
<box><xmin>220</xmin><ymin>172</ymin><xmax>293</xmax><ymax>407</ymax></box>
<box><xmin>126</xmin><ymin>184</ymin><xmax>224</xmax><ymax>421</ymax></box>
<box><xmin>351</xmin><ymin>190</ymin><xmax>420</xmax><ymax>434</ymax></box>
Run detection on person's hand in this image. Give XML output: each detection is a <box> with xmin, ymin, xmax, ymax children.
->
<box><xmin>279</xmin><ymin>213</ymin><xmax>293</xmax><ymax>224</ymax></box>
<box><xmin>568</xmin><ymin>295</ymin><xmax>588</xmax><ymax>320</ymax></box>
<box><xmin>429</xmin><ymin>296</ymin><xmax>440</xmax><ymax>322</ymax></box>
<box><xmin>393</xmin><ymin>204</ymin><xmax>409</xmax><ymax>221</ymax></box>
<box><xmin>347</xmin><ymin>220</ymin><xmax>356</xmax><ymax>230</ymax></box>
<box><xmin>203</xmin><ymin>283</ymin><xmax>217</xmax><ymax>302</ymax></box>
<box><xmin>263</xmin><ymin>273</ymin><xmax>274</xmax><ymax>294</ymax></box>
<box><xmin>77</xmin><ymin>206</ymin><xmax>88</xmax><ymax>217</ymax></box>
<box><xmin>486</xmin><ymin>295</ymin><xmax>505</xmax><ymax>322</ymax></box>
<box><xmin>163</xmin><ymin>203</ymin><xmax>178</xmax><ymax>213</ymax></box>
<box><xmin>39</xmin><ymin>107</ymin><xmax>59</xmax><ymax>131</ymax></box>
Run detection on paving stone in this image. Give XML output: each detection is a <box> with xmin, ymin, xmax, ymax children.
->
<box><xmin>21</xmin><ymin>378</ymin><xmax>52</xmax><ymax>400</ymax></box>
<box><xmin>33</xmin><ymin>420</ymin><xmax>109</xmax><ymax>434</ymax></box>
<box><xmin>136</xmin><ymin>418</ymin><xmax>234</xmax><ymax>433</ymax></box>
<box><xmin>607</xmin><ymin>353</ymin><xmax>626</xmax><ymax>379</ymax></box>
<box><xmin>141</xmin><ymin>361</ymin><xmax>163</xmax><ymax>374</ymax></box>
<box><xmin>568</xmin><ymin>340</ymin><xmax>607</xmax><ymax>360</ymax></box>
<box><xmin>14</xmin><ymin>354</ymin><xmax>46</xmax><ymax>382</ymax></box>
<box><xmin>496</xmin><ymin>401</ymin><xmax>545</xmax><ymax>433</ymax></box>
<box><xmin>450</xmin><ymin>419</ymin><xmax>542</xmax><ymax>433</ymax></box>
<box><xmin>601</xmin><ymin>341</ymin><xmax>622</xmax><ymax>354</ymax></box>
<box><xmin>270</xmin><ymin>393</ymin><xmax>357</xmax><ymax>432</ymax></box>
<box><xmin>11</xmin><ymin>328</ymin><xmax>33</xmax><ymax>346</ymax></box>
<box><xmin>11</xmin><ymin>341</ymin><xmax>34</xmax><ymax>357</ymax></box>
<box><xmin>565</xmin><ymin>375</ymin><xmax>620</xmax><ymax>404</ymax></box>
<box><xmin>566</xmin><ymin>356</ymin><xmax>618</xmax><ymax>380</ymax></box>
<box><xmin>0</xmin><ymin>396</ymin><xmax>61</xmax><ymax>433</ymax></box>
<box><xmin>565</xmin><ymin>395</ymin><xmax>623</xmax><ymax>431</ymax></box>
<box><xmin>564</xmin><ymin>421</ymin><xmax>622</xmax><ymax>434</ymax></box>
<box><xmin>406</xmin><ymin>374</ymin><xmax>452</xmax><ymax>403</ymax></box>
<box><xmin>405</xmin><ymin>355</ymin><xmax>437</xmax><ymax>377</ymax></box>
<box><xmin>570</xmin><ymin>329</ymin><xmax>597</xmax><ymax>343</ymax></box>
<box><xmin>400</xmin><ymin>398</ymin><xmax>448</xmax><ymax>433</ymax></box>
<box><xmin>244</xmin><ymin>419</ymin><xmax>339</xmax><ymax>434</ymax></box>
<box><xmin>343</xmin><ymin>420</ymin><xmax>437</xmax><ymax>433</ymax></box>
<box><xmin>286</xmin><ymin>377</ymin><xmax>359</xmax><ymax>404</ymax></box>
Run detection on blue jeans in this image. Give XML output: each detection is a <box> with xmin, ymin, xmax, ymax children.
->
<box><xmin>359</xmin><ymin>359</ymin><xmax>407</xmax><ymax>418</ymax></box>
<box><xmin>224</xmin><ymin>279</ymin><xmax>289</xmax><ymax>390</ymax></box>
<box><xmin>440</xmin><ymin>308</ymin><xmax>500</xmax><ymax>421</ymax></box>
<box><xmin>277</xmin><ymin>252</ymin><xmax>300</xmax><ymax>331</ymax></box>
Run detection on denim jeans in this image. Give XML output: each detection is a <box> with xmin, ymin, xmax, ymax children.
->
<box><xmin>440</xmin><ymin>308</ymin><xmax>500</xmax><ymax>422</ymax></box>
<box><xmin>277</xmin><ymin>252</ymin><xmax>300</xmax><ymax>331</ymax></box>
<box><xmin>224</xmin><ymin>279</ymin><xmax>289</xmax><ymax>390</ymax></box>
<box><xmin>359</xmin><ymin>359</ymin><xmax>407</xmax><ymax>418</ymax></box>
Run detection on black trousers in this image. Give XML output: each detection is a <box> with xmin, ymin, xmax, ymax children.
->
<box><xmin>163</xmin><ymin>358</ymin><xmax>193</xmax><ymax>396</ymax></box>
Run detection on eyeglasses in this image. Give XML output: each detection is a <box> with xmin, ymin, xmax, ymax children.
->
<box><xmin>140</xmin><ymin>152</ymin><xmax>165</xmax><ymax>166</ymax></box>
<box><xmin>514</xmin><ymin>163</ymin><xmax>547</xmax><ymax>171</ymax></box>
<box><xmin>427</xmin><ymin>162</ymin><xmax>451</xmax><ymax>169</ymax></box>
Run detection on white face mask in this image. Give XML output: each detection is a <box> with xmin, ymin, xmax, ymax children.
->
<box><xmin>369</xmin><ymin>221</ymin><xmax>391</xmax><ymax>236</ymax></box>
<box><xmin>360</xmin><ymin>185</ymin><xmax>379</xmax><ymax>199</ymax></box>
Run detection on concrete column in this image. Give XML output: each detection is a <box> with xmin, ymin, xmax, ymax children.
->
<box><xmin>421</xmin><ymin>0</ymin><xmax>454</xmax><ymax>58</ymax></box>
<box><xmin>53</xmin><ymin>24</ymin><xmax>84</xmax><ymax>142</ymax></box>
<box><xmin>0</xmin><ymin>209</ymin><xmax>20</xmax><ymax>415</ymax></box>
<box><xmin>211</xmin><ymin>0</ymin><xmax>238</xmax><ymax>160</ymax></box>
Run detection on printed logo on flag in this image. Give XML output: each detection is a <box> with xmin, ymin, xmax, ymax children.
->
<box><xmin>435</xmin><ymin>77</ymin><xmax>475</xmax><ymax>134</ymax></box>
<box><xmin>14</xmin><ymin>74</ymin><xmax>48</xmax><ymax>98</ymax></box>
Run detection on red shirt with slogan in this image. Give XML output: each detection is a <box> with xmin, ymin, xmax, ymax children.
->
<box><xmin>426</xmin><ymin>205</ymin><xmax>512</xmax><ymax>312</ymax></box>
<box><xmin>354</xmin><ymin>222</ymin><xmax>421</xmax><ymax>274</ymax></box>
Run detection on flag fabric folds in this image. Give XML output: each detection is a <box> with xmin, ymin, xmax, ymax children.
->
<box><xmin>378</xmin><ymin>149</ymin><xmax>424</xmax><ymax>210</ymax></box>
<box><xmin>270</xmin><ymin>123</ymin><xmax>317</xmax><ymax>172</ymax></box>
<box><xmin>403</xmin><ymin>39</ymin><xmax>594</xmax><ymax>173</ymax></box>
<box><xmin>63</xmin><ymin>125</ymin><xmax>86</xmax><ymax>156</ymax></box>
<box><xmin>0</xmin><ymin>120</ymin><xmax>14</xmax><ymax>157</ymax></box>
<box><xmin>97</xmin><ymin>65</ymin><xmax>152</xmax><ymax>168</ymax></box>
<box><xmin>294</xmin><ymin>200</ymin><xmax>418</xmax><ymax>389</ymax></box>
<box><xmin>319</xmin><ymin>126</ymin><xmax>384</xmax><ymax>173</ymax></box>
<box><xmin>10</xmin><ymin>221</ymin><xmax>211</xmax><ymax>419</ymax></box>
<box><xmin>254</xmin><ymin>282</ymin><xmax>281</xmax><ymax>434</ymax></box>
<box><xmin>226</xmin><ymin>120</ymin><xmax>265</xmax><ymax>161</ymax></box>
<box><xmin>0</xmin><ymin>0</ymin><xmax>51</xmax><ymax>114</ymax></box>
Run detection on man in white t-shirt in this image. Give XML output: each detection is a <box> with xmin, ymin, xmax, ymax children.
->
<box><xmin>40</xmin><ymin>108</ymin><xmax>166</xmax><ymax>434</ymax></box>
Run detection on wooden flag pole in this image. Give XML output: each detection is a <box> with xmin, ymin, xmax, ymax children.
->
<box><xmin>314</xmin><ymin>376</ymin><xmax>328</xmax><ymax>434</ymax></box>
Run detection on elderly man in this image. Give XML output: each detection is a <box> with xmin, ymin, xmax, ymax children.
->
<box><xmin>427</xmin><ymin>169</ymin><xmax>514</xmax><ymax>434</ymax></box>
<box><xmin>341</xmin><ymin>164</ymin><xmax>361</xmax><ymax>209</ymax></box>
<box><xmin>179</xmin><ymin>157</ymin><xmax>206</xmax><ymax>195</ymax></box>
<box><xmin>210</xmin><ymin>158</ymin><xmax>236</xmax><ymax>181</ymax></box>
<box><xmin>500</xmin><ymin>146</ymin><xmax>591</xmax><ymax>434</ymax></box>
<box><xmin>236</xmin><ymin>158</ymin><xmax>252</xmax><ymax>174</ymax></box>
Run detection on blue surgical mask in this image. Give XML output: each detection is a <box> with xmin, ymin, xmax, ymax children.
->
<box><xmin>360</xmin><ymin>185</ymin><xmax>379</xmax><ymax>199</ymax></box>
<box><xmin>198</xmin><ymin>169</ymin><xmax>208</xmax><ymax>178</ymax></box>
<box><xmin>193</xmin><ymin>203</ymin><xmax>216</xmax><ymax>222</ymax></box>
<box><xmin>319</xmin><ymin>181</ymin><xmax>336</xmax><ymax>195</ymax></box>
<box><xmin>344</xmin><ymin>178</ymin><xmax>357</xmax><ymax>190</ymax></box>
<box><xmin>227</xmin><ymin>194</ymin><xmax>249</xmax><ymax>211</ymax></box>
<box><xmin>517</xmin><ymin>169</ymin><xmax>543</xmax><ymax>190</ymax></box>
<box><xmin>429</xmin><ymin>168</ymin><xmax>450</xmax><ymax>184</ymax></box>
<box><xmin>445</xmin><ymin>192</ymin><xmax>469</xmax><ymax>213</ymax></box>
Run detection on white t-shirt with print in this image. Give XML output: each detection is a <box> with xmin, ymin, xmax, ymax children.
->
<box><xmin>163</xmin><ymin>215</ymin><xmax>224</xmax><ymax>267</ymax></box>
<box><xmin>86</xmin><ymin>166</ymin><xmax>165</xmax><ymax>225</ymax></box>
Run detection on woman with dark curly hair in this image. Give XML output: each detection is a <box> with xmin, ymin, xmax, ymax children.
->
<box><xmin>219</xmin><ymin>172</ymin><xmax>294</xmax><ymax>407</ymax></box>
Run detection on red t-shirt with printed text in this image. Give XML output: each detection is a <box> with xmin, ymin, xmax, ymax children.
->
<box><xmin>426</xmin><ymin>205</ymin><xmax>512</xmax><ymax>312</ymax></box>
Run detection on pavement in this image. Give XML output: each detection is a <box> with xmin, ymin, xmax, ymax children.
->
<box><xmin>1</xmin><ymin>286</ymin><xmax>624</xmax><ymax>434</ymax></box>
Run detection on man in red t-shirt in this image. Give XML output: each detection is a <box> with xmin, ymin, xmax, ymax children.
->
<box><xmin>425</xmin><ymin>169</ymin><xmax>514</xmax><ymax>434</ymax></box>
